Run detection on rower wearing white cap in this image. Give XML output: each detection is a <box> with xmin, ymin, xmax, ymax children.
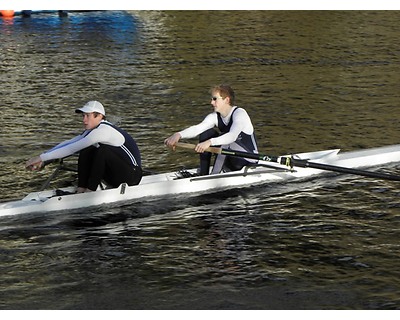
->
<box><xmin>26</xmin><ymin>101</ymin><xmax>142</xmax><ymax>193</ymax></box>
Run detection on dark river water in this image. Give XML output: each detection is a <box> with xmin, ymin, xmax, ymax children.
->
<box><xmin>1</xmin><ymin>10</ymin><xmax>400</xmax><ymax>310</ymax></box>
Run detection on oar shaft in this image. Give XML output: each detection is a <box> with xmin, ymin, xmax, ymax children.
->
<box><xmin>289</xmin><ymin>158</ymin><xmax>400</xmax><ymax>181</ymax></box>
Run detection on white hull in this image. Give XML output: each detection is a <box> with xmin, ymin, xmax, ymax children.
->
<box><xmin>1</xmin><ymin>144</ymin><xmax>400</xmax><ymax>217</ymax></box>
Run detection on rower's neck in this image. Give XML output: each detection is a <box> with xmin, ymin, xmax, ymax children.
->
<box><xmin>219</xmin><ymin>105</ymin><xmax>234</xmax><ymax>118</ymax></box>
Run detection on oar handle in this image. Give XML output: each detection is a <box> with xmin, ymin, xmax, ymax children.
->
<box><xmin>175</xmin><ymin>142</ymin><xmax>222</xmax><ymax>154</ymax></box>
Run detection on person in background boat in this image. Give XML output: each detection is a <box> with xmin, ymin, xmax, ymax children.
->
<box><xmin>26</xmin><ymin>101</ymin><xmax>142</xmax><ymax>193</ymax></box>
<box><xmin>164</xmin><ymin>84</ymin><xmax>258</xmax><ymax>175</ymax></box>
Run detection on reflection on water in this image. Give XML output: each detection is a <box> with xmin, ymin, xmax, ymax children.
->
<box><xmin>1</xmin><ymin>10</ymin><xmax>400</xmax><ymax>309</ymax></box>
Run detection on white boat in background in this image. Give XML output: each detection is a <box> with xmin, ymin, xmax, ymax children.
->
<box><xmin>1</xmin><ymin>143</ymin><xmax>400</xmax><ymax>218</ymax></box>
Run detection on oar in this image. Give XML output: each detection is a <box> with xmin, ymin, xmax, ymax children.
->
<box><xmin>175</xmin><ymin>142</ymin><xmax>400</xmax><ymax>182</ymax></box>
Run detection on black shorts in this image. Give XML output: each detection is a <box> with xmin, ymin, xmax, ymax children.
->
<box><xmin>78</xmin><ymin>145</ymin><xmax>142</xmax><ymax>191</ymax></box>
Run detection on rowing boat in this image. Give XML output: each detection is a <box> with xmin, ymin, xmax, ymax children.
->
<box><xmin>1</xmin><ymin>143</ymin><xmax>400</xmax><ymax>218</ymax></box>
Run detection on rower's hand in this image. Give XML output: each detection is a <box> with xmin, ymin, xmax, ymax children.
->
<box><xmin>164</xmin><ymin>132</ymin><xmax>181</xmax><ymax>151</ymax></box>
<box><xmin>26</xmin><ymin>156</ymin><xmax>44</xmax><ymax>171</ymax></box>
<box><xmin>195</xmin><ymin>140</ymin><xmax>212</xmax><ymax>153</ymax></box>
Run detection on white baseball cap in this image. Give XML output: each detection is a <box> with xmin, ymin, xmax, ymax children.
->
<box><xmin>75</xmin><ymin>101</ymin><xmax>105</xmax><ymax>116</ymax></box>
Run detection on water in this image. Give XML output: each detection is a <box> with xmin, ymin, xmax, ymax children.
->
<box><xmin>1</xmin><ymin>10</ymin><xmax>400</xmax><ymax>309</ymax></box>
